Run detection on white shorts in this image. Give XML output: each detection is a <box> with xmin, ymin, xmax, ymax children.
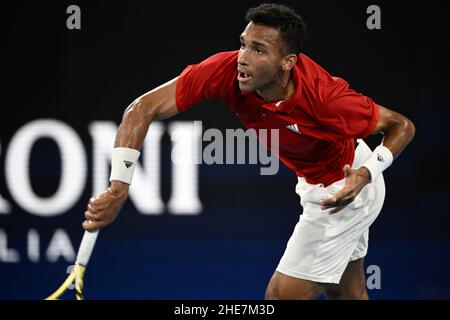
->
<box><xmin>276</xmin><ymin>139</ymin><xmax>386</xmax><ymax>284</ymax></box>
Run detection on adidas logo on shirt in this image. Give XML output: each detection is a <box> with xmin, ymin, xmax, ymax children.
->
<box><xmin>377</xmin><ymin>154</ymin><xmax>384</xmax><ymax>162</ymax></box>
<box><xmin>286</xmin><ymin>124</ymin><xmax>301</xmax><ymax>134</ymax></box>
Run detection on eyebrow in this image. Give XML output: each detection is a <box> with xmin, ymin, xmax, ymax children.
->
<box><xmin>239</xmin><ymin>35</ymin><xmax>269</xmax><ymax>48</ymax></box>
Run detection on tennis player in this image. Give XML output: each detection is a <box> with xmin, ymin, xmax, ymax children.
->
<box><xmin>82</xmin><ymin>4</ymin><xmax>415</xmax><ymax>299</ymax></box>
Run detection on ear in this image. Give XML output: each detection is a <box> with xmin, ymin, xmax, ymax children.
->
<box><xmin>281</xmin><ymin>54</ymin><xmax>298</xmax><ymax>71</ymax></box>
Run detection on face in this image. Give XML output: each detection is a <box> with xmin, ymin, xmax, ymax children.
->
<box><xmin>237</xmin><ymin>22</ymin><xmax>286</xmax><ymax>92</ymax></box>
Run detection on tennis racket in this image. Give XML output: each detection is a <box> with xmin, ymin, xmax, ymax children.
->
<box><xmin>45</xmin><ymin>230</ymin><xmax>99</xmax><ymax>300</ymax></box>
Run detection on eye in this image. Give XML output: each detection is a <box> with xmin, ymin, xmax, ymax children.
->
<box><xmin>240</xmin><ymin>42</ymin><xmax>246</xmax><ymax>49</ymax></box>
<box><xmin>255</xmin><ymin>47</ymin><xmax>264</xmax><ymax>54</ymax></box>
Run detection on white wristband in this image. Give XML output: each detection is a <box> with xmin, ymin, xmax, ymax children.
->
<box><xmin>110</xmin><ymin>147</ymin><xmax>141</xmax><ymax>184</ymax></box>
<box><xmin>361</xmin><ymin>145</ymin><xmax>393</xmax><ymax>182</ymax></box>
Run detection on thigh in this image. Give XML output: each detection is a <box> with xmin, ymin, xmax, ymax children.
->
<box><xmin>322</xmin><ymin>257</ymin><xmax>368</xmax><ymax>300</ymax></box>
<box><xmin>265</xmin><ymin>271</ymin><xmax>322</xmax><ymax>300</ymax></box>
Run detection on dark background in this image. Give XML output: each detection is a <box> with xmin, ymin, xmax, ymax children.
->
<box><xmin>1</xmin><ymin>0</ymin><xmax>449</xmax><ymax>299</ymax></box>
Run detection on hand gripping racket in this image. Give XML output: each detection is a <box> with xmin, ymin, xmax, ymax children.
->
<box><xmin>45</xmin><ymin>230</ymin><xmax>99</xmax><ymax>300</ymax></box>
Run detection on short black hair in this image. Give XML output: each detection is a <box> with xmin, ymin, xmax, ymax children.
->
<box><xmin>245</xmin><ymin>3</ymin><xmax>307</xmax><ymax>55</ymax></box>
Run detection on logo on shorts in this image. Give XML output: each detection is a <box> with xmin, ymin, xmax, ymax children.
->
<box><xmin>123</xmin><ymin>160</ymin><xmax>134</xmax><ymax>168</ymax></box>
<box><xmin>377</xmin><ymin>154</ymin><xmax>384</xmax><ymax>162</ymax></box>
<box><xmin>286</xmin><ymin>124</ymin><xmax>301</xmax><ymax>134</ymax></box>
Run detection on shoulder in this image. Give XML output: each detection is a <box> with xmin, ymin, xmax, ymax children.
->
<box><xmin>297</xmin><ymin>53</ymin><xmax>349</xmax><ymax>103</ymax></box>
<box><xmin>179</xmin><ymin>50</ymin><xmax>238</xmax><ymax>86</ymax></box>
<box><xmin>297</xmin><ymin>53</ymin><xmax>330</xmax><ymax>80</ymax></box>
<box><xmin>187</xmin><ymin>50</ymin><xmax>238</xmax><ymax>73</ymax></box>
<box><xmin>204</xmin><ymin>50</ymin><xmax>238</xmax><ymax>64</ymax></box>
<box><xmin>176</xmin><ymin>51</ymin><xmax>238</xmax><ymax>105</ymax></box>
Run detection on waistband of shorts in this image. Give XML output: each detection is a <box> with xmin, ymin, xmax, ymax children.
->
<box><xmin>297</xmin><ymin>176</ymin><xmax>324</xmax><ymax>188</ymax></box>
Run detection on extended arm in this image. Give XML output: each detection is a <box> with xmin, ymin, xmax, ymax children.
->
<box><xmin>83</xmin><ymin>78</ymin><xmax>179</xmax><ymax>231</ymax></box>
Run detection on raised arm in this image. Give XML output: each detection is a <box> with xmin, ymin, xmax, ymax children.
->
<box><xmin>83</xmin><ymin>78</ymin><xmax>179</xmax><ymax>231</ymax></box>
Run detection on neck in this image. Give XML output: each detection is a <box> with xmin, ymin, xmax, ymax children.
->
<box><xmin>257</xmin><ymin>69</ymin><xmax>295</xmax><ymax>103</ymax></box>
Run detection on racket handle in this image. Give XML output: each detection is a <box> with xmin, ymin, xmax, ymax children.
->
<box><xmin>75</xmin><ymin>230</ymin><xmax>99</xmax><ymax>267</ymax></box>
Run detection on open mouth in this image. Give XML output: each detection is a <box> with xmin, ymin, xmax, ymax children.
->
<box><xmin>237</xmin><ymin>72</ymin><xmax>251</xmax><ymax>83</ymax></box>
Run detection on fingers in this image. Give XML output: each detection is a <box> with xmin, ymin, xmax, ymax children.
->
<box><xmin>82</xmin><ymin>219</ymin><xmax>103</xmax><ymax>232</ymax></box>
<box><xmin>328</xmin><ymin>194</ymin><xmax>355</xmax><ymax>213</ymax></box>
<box><xmin>84</xmin><ymin>210</ymin><xmax>98</xmax><ymax>221</ymax></box>
<box><xmin>343</xmin><ymin>164</ymin><xmax>352</xmax><ymax>177</ymax></box>
<box><xmin>320</xmin><ymin>188</ymin><xmax>353</xmax><ymax>207</ymax></box>
<box><xmin>320</xmin><ymin>197</ymin><xmax>337</xmax><ymax>208</ymax></box>
<box><xmin>82</xmin><ymin>189</ymin><xmax>123</xmax><ymax>231</ymax></box>
<box><xmin>329</xmin><ymin>205</ymin><xmax>346</xmax><ymax>214</ymax></box>
<box><xmin>88</xmin><ymin>194</ymin><xmax>112</xmax><ymax>213</ymax></box>
<box><xmin>87</xmin><ymin>203</ymin><xmax>96</xmax><ymax>213</ymax></box>
<box><xmin>320</xmin><ymin>187</ymin><xmax>356</xmax><ymax>214</ymax></box>
<box><xmin>319</xmin><ymin>165</ymin><xmax>361</xmax><ymax>214</ymax></box>
<box><xmin>86</xmin><ymin>196</ymin><xmax>103</xmax><ymax>218</ymax></box>
<box><xmin>83</xmin><ymin>201</ymin><xmax>113</xmax><ymax>232</ymax></box>
<box><xmin>89</xmin><ymin>196</ymin><xmax>101</xmax><ymax>210</ymax></box>
<box><xmin>83</xmin><ymin>197</ymin><xmax>103</xmax><ymax>230</ymax></box>
<box><xmin>321</xmin><ymin>195</ymin><xmax>354</xmax><ymax>210</ymax></box>
<box><xmin>83</xmin><ymin>208</ymin><xmax>109</xmax><ymax>231</ymax></box>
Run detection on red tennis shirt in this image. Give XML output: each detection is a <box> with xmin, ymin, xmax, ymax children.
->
<box><xmin>175</xmin><ymin>51</ymin><xmax>379</xmax><ymax>186</ymax></box>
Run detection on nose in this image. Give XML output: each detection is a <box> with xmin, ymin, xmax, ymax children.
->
<box><xmin>237</xmin><ymin>48</ymin><xmax>248</xmax><ymax>66</ymax></box>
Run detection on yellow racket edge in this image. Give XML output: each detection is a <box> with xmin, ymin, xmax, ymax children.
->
<box><xmin>75</xmin><ymin>266</ymin><xmax>86</xmax><ymax>300</ymax></box>
<box><xmin>45</xmin><ymin>230</ymin><xmax>98</xmax><ymax>300</ymax></box>
<box><xmin>45</xmin><ymin>265</ymin><xmax>86</xmax><ymax>300</ymax></box>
